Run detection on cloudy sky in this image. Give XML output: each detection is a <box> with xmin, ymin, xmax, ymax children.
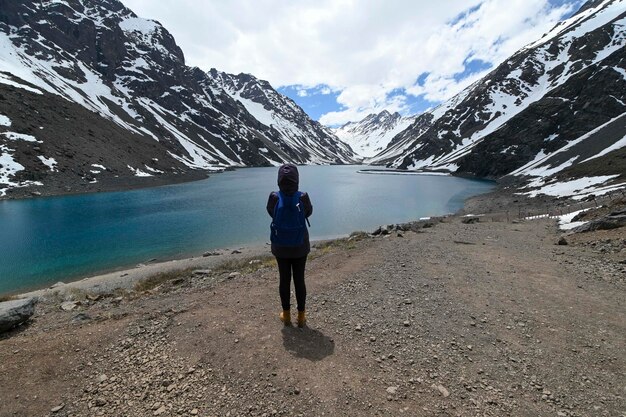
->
<box><xmin>122</xmin><ymin>0</ymin><xmax>584</xmax><ymax>126</ymax></box>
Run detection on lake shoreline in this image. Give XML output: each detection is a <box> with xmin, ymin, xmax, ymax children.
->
<box><xmin>0</xmin><ymin>170</ymin><xmax>213</xmax><ymax>201</ymax></box>
<box><xmin>1</xmin><ymin>165</ymin><xmax>494</xmax><ymax>295</ymax></box>
<box><xmin>9</xmin><ymin>181</ymin><xmax>558</xmax><ymax>300</ymax></box>
<box><xmin>1</xmin><ymin>163</ymin><xmax>495</xmax><ymax>201</ymax></box>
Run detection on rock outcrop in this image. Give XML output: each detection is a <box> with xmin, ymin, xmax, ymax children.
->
<box><xmin>0</xmin><ymin>297</ymin><xmax>36</xmax><ymax>333</ymax></box>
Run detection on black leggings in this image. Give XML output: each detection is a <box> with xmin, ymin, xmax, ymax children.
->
<box><xmin>276</xmin><ymin>256</ymin><xmax>307</xmax><ymax>312</ymax></box>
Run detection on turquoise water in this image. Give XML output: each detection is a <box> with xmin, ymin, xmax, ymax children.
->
<box><xmin>0</xmin><ymin>165</ymin><xmax>494</xmax><ymax>294</ymax></box>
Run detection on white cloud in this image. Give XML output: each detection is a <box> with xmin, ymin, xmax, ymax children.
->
<box><xmin>122</xmin><ymin>0</ymin><xmax>580</xmax><ymax>125</ymax></box>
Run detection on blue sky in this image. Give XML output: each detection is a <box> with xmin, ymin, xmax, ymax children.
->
<box><xmin>278</xmin><ymin>58</ymin><xmax>495</xmax><ymax>122</ymax></box>
<box><xmin>123</xmin><ymin>0</ymin><xmax>586</xmax><ymax>126</ymax></box>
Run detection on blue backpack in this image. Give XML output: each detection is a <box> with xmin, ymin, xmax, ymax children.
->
<box><xmin>271</xmin><ymin>191</ymin><xmax>308</xmax><ymax>246</ymax></box>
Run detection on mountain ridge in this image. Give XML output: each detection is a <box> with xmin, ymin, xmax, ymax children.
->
<box><xmin>0</xmin><ymin>0</ymin><xmax>355</xmax><ymax>198</ymax></box>
<box><xmin>333</xmin><ymin>110</ymin><xmax>416</xmax><ymax>158</ymax></box>
<box><xmin>367</xmin><ymin>0</ymin><xmax>625</xmax><ymax>197</ymax></box>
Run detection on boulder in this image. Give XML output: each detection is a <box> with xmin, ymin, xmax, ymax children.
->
<box><xmin>462</xmin><ymin>217</ymin><xmax>480</xmax><ymax>224</ymax></box>
<box><xmin>572</xmin><ymin>214</ymin><xmax>626</xmax><ymax>233</ymax></box>
<box><xmin>0</xmin><ymin>298</ymin><xmax>36</xmax><ymax>333</ymax></box>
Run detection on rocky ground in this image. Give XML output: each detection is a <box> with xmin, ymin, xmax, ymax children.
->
<box><xmin>0</xmin><ymin>202</ymin><xmax>625</xmax><ymax>416</ymax></box>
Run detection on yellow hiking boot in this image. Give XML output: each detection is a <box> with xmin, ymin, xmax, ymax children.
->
<box><xmin>297</xmin><ymin>311</ymin><xmax>306</xmax><ymax>328</ymax></box>
<box><xmin>280</xmin><ymin>310</ymin><xmax>291</xmax><ymax>326</ymax></box>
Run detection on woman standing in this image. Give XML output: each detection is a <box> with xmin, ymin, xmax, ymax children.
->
<box><xmin>266</xmin><ymin>164</ymin><xmax>313</xmax><ymax>327</ymax></box>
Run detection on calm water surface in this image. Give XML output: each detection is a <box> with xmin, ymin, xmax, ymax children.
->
<box><xmin>0</xmin><ymin>165</ymin><xmax>493</xmax><ymax>294</ymax></box>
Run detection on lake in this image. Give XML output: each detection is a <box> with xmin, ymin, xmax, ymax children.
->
<box><xmin>0</xmin><ymin>165</ymin><xmax>494</xmax><ymax>294</ymax></box>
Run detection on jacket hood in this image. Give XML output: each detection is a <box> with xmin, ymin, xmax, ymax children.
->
<box><xmin>277</xmin><ymin>164</ymin><xmax>299</xmax><ymax>194</ymax></box>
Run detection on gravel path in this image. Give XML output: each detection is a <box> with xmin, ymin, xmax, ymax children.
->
<box><xmin>1</xmin><ymin>217</ymin><xmax>624</xmax><ymax>416</ymax></box>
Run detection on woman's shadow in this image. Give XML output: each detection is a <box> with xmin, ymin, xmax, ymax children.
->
<box><xmin>281</xmin><ymin>326</ymin><xmax>334</xmax><ymax>361</ymax></box>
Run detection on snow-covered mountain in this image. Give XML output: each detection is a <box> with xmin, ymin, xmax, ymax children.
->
<box><xmin>371</xmin><ymin>0</ymin><xmax>626</xmax><ymax>194</ymax></box>
<box><xmin>0</xmin><ymin>0</ymin><xmax>355</xmax><ymax>198</ymax></box>
<box><xmin>333</xmin><ymin>110</ymin><xmax>416</xmax><ymax>158</ymax></box>
<box><xmin>210</xmin><ymin>70</ymin><xmax>354</xmax><ymax>164</ymax></box>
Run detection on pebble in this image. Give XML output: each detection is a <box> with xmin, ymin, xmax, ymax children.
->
<box><xmin>60</xmin><ymin>301</ymin><xmax>78</xmax><ymax>311</ymax></box>
<box><xmin>51</xmin><ymin>404</ymin><xmax>65</xmax><ymax>413</ymax></box>
<box><xmin>436</xmin><ymin>384</ymin><xmax>450</xmax><ymax>397</ymax></box>
<box><xmin>386</xmin><ymin>386</ymin><xmax>398</xmax><ymax>395</ymax></box>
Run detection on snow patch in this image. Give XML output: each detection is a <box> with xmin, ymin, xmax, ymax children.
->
<box><xmin>0</xmin><ymin>114</ymin><xmax>10</xmax><ymax>127</ymax></box>
<box><xmin>0</xmin><ymin>72</ymin><xmax>43</xmax><ymax>95</ymax></box>
<box><xmin>127</xmin><ymin>165</ymin><xmax>152</xmax><ymax>177</ymax></box>
<box><xmin>2</xmin><ymin>131</ymin><xmax>40</xmax><ymax>142</ymax></box>
<box><xmin>558</xmin><ymin>208</ymin><xmax>590</xmax><ymax>231</ymax></box>
<box><xmin>523</xmin><ymin>175</ymin><xmax>620</xmax><ymax>199</ymax></box>
<box><xmin>235</xmin><ymin>96</ymin><xmax>275</xmax><ymax>127</ymax></box>
<box><xmin>119</xmin><ymin>17</ymin><xmax>159</xmax><ymax>36</ymax></box>
<box><xmin>37</xmin><ymin>155</ymin><xmax>57</xmax><ymax>171</ymax></box>
<box><xmin>144</xmin><ymin>165</ymin><xmax>164</xmax><ymax>174</ymax></box>
<box><xmin>0</xmin><ymin>144</ymin><xmax>24</xmax><ymax>196</ymax></box>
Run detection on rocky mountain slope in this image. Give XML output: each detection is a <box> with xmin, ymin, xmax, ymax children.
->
<box><xmin>0</xmin><ymin>0</ymin><xmax>355</xmax><ymax>198</ymax></box>
<box><xmin>333</xmin><ymin>110</ymin><xmax>415</xmax><ymax>158</ymax></box>
<box><xmin>371</xmin><ymin>0</ymin><xmax>626</xmax><ymax>193</ymax></box>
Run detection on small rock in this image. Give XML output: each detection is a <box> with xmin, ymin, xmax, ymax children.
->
<box><xmin>203</xmin><ymin>251</ymin><xmax>220</xmax><ymax>257</ymax></box>
<box><xmin>231</xmin><ymin>250</ymin><xmax>242</xmax><ymax>254</ymax></box>
<box><xmin>71</xmin><ymin>313</ymin><xmax>91</xmax><ymax>323</ymax></box>
<box><xmin>436</xmin><ymin>384</ymin><xmax>450</xmax><ymax>397</ymax></box>
<box><xmin>154</xmin><ymin>405</ymin><xmax>167</xmax><ymax>415</ymax></box>
<box><xmin>355</xmin><ymin>325</ymin><xmax>362</xmax><ymax>332</ymax></box>
<box><xmin>386</xmin><ymin>386</ymin><xmax>398</xmax><ymax>395</ymax></box>
<box><xmin>249</xmin><ymin>259</ymin><xmax>261</xmax><ymax>265</ymax></box>
<box><xmin>403</xmin><ymin>321</ymin><xmax>411</xmax><ymax>327</ymax></box>
<box><xmin>60</xmin><ymin>301</ymin><xmax>78</xmax><ymax>311</ymax></box>
<box><xmin>98</xmin><ymin>374</ymin><xmax>108</xmax><ymax>383</ymax></box>
<box><xmin>557</xmin><ymin>237</ymin><xmax>568</xmax><ymax>245</ymax></box>
<box><xmin>51</xmin><ymin>404</ymin><xmax>65</xmax><ymax>413</ymax></box>
<box><xmin>193</xmin><ymin>269</ymin><xmax>212</xmax><ymax>276</ymax></box>
<box><xmin>228</xmin><ymin>272</ymin><xmax>241</xmax><ymax>279</ymax></box>
<box><xmin>94</xmin><ymin>398</ymin><xmax>107</xmax><ymax>407</ymax></box>
<box><xmin>190</xmin><ymin>410</ymin><xmax>198</xmax><ymax>415</ymax></box>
